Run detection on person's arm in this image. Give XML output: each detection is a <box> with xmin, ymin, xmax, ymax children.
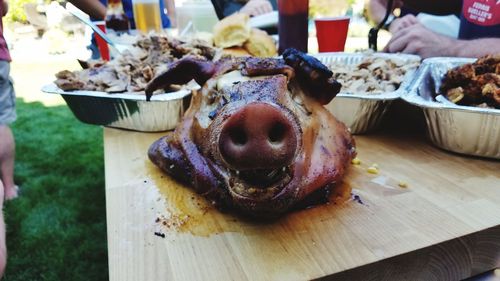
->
<box><xmin>68</xmin><ymin>0</ymin><xmax>106</xmax><ymax>20</ymax></box>
<box><xmin>164</xmin><ymin>0</ymin><xmax>176</xmax><ymax>28</ymax></box>
<box><xmin>450</xmin><ymin>38</ymin><xmax>500</xmax><ymax>58</ymax></box>
<box><xmin>1</xmin><ymin>0</ymin><xmax>8</xmax><ymax>17</ymax></box>
<box><xmin>384</xmin><ymin>22</ymin><xmax>500</xmax><ymax>58</ymax></box>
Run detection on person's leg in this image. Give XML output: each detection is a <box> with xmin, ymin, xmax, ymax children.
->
<box><xmin>0</xmin><ymin>60</ymin><xmax>17</xmax><ymax>200</ymax></box>
<box><xmin>0</xmin><ymin>180</ymin><xmax>7</xmax><ymax>278</ymax></box>
<box><xmin>0</xmin><ymin>125</ymin><xmax>16</xmax><ymax>200</ymax></box>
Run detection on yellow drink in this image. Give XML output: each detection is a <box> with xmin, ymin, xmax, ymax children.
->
<box><xmin>133</xmin><ymin>0</ymin><xmax>162</xmax><ymax>33</ymax></box>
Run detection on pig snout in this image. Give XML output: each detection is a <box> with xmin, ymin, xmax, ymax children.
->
<box><xmin>218</xmin><ymin>103</ymin><xmax>299</xmax><ymax>171</ymax></box>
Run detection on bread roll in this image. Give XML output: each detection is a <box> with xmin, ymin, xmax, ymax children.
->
<box><xmin>243</xmin><ymin>28</ymin><xmax>277</xmax><ymax>58</ymax></box>
<box><xmin>213</xmin><ymin>13</ymin><xmax>251</xmax><ymax>48</ymax></box>
<box><xmin>222</xmin><ymin>47</ymin><xmax>252</xmax><ymax>57</ymax></box>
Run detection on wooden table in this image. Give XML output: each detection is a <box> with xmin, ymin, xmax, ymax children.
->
<box><xmin>104</xmin><ymin>126</ymin><xmax>500</xmax><ymax>281</ymax></box>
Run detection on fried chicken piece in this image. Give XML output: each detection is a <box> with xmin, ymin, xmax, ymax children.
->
<box><xmin>441</xmin><ymin>54</ymin><xmax>500</xmax><ymax>109</ymax></box>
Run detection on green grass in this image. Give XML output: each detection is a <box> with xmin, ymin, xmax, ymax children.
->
<box><xmin>3</xmin><ymin>98</ymin><xmax>108</xmax><ymax>280</ymax></box>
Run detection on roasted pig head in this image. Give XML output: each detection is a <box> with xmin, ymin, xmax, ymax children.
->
<box><xmin>145</xmin><ymin>49</ymin><xmax>356</xmax><ymax>217</ymax></box>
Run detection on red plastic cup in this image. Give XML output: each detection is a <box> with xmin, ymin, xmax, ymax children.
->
<box><xmin>315</xmin><ymin>16</ymin><xmax>350</xmax><ymax>53</ymax></box>
<box><xmin>94</xmin><ymin>21</ymin><xmax>110</xmax><ymax>61</ymax></box>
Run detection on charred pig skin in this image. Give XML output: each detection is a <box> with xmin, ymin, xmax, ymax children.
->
<box><xmin>146</xmin><ymin>49</ymin><xmax>356</xmax><ymax>217</ymax></box>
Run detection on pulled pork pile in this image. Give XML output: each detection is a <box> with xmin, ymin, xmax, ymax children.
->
<box><xmin>55</xmin><ymin>34</ymin><xmax>219</xmax><ymax>93</ymax></box>
<box><xmin>329</xmin><ymin>55</ymin><xmax>419</xmax><ymax>95</ymax></box>
<box><xmin>440</xmin><ymin>55</ymin><xmax>500</xmax><ymax>109</ymax></box>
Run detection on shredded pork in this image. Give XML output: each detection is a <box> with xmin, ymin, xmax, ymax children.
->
<box><xmin>54</xmin><ymin>34</ymin><xmax>219</xmax><ymax>93</ymax></box>
<box><xmin>329</xmin><ymin>56</ymin><xmax>420</xmax><ymax>95</ymax></box>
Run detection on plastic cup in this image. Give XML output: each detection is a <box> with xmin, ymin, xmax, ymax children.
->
<box><xmin>315</xmin><ymin>16</ymin><xmax>350</xmax><ymax>52</ymax></box>
<box><xmin>132</xmin><ymin>0</ymin><xmax>162</xmax><ymax>33</ymax></box>
<box><xmin>94</xmin><ymin>21</ymin><xmax>110</xmax><ymax>61</ymax></box>
<box><xmin>278</xmin><ymin>0</ymin><xmax>309</xmax><ymax>54</ymax></box>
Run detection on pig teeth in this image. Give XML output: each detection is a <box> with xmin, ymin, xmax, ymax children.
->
<box><xmin>236</xmin><ymin>170</ymin><xmax>240</xmax><ymax>176</ymax></box>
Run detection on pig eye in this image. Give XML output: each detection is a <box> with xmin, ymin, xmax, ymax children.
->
<box><xmin>268</xmin><ymin>123</ymin><xmax>286</xmax><ymax>143</ymax></box>
<box><xmin>229</xmin><ymin>128</ymin><xmax>248</xmax><ymax>146</ymax></box>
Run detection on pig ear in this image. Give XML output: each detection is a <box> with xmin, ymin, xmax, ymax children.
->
<box><xmin>145</xmin><ymin>57</ymin><xmax>216</xmax><ymax>101</ymax></box>
<box><xmin>283</xmin><ymin>48</ymin><xmax>341</xmax><ymax>105</ymax></box>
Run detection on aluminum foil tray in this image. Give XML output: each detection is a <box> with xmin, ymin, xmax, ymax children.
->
<box><xmin>314</xmin><ymin>52</ymin><xmax>421</xmax><ymax>134</ymax></box>
<box><xmin>402</xmin><ymin>57</ymin><xmax>500</xmax><ymax>159</ymax></box>
<box><xmin>42</xmin><ymin>83</ymin><xmax>192</xmax><ymax>132</ymax></box>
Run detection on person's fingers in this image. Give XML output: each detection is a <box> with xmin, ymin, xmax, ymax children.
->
<box><xmin>254</xmin><ymin>2</ymin><xmax>272</xmax><ymax>15</ymax></box>
<box><xmin>248</xmin><ymin>8</ymin><xmax>258</xmax><ymax>16</ymax></box>
<box><xmin>262</xmin><ymin>2</ymin><xmax>273</xmax><ymax>13</ymax></box>
<box><xmin>387</xmin><ymin>35</ymin><xmax>410</xmax><ymax>53</ymax></box>
<box><xmin>254</xmin><ymin>7</ymin><xmax>265</xmax><ymax>15</ymax></box>
<box><xmin>389</xmin><ymin>14</ymin><xmax>418</xmax><ymax>33</ymax></box>
<box><xmin>389</xmin><ymin>18</ymin><xmax>404</xmax><ymax>33</ymax></box>
<box><xmin>403</xmin><ymin>14</ymin><xmax>419</xmax><ymax>25</ymax></box>
<box><xmin>382</xmin><ymin>27</ymin><xmax>402</xmax><ymax>53</ymax></box>
<box><xmin>384</xmin><ymin>28</ymin><xmax>412</xmax><ymax>53</ymax></box>
<box><xmin>400</xmin><ymin>16</ymin><xmax>419</xmax><ymax>31</ymax></box>
<box><xmin>242</xmin><ymin>0</ymin><xmax>273</xmax><ymax>16</ymax></box>
<box><xmin>398</xmin><ymin>38</ymin><xmax>419</xmax><ymax>55</ymax></box>
<box><xmin>400</xmin><ymin>19</ymin><xmax>414</xmax><ymax>29</ymax></box>
<box><xmin>240</xmin><ymin>1</ymin><xmax>257</xmax><ymax>15</ymax></box>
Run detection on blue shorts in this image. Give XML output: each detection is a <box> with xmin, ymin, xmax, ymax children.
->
<box><xmin>0</xmin><ymin>60</ymin><xmax>15</xmax><ymax>125</ymax></box>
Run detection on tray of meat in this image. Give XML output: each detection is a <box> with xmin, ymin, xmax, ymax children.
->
<box><xmin>314</xmin><ymin>52</ymin><xmax>421</xmax><ymax>134</ymax></box>
<box><xmin>402</xmin><ymin>55</ymin><xmax>500</xmax><ymax>159</ymax></box>
<box><xmin>43</xmin><ymin>34</ymin><xmax>216</xmax><ymax>132</ymax></box>
<box><xmin>42</xmin><ymin>83</ymin><xmax>192</xmax><ymax>132</ymax></box>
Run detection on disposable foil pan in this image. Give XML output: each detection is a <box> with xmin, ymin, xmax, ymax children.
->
<box><xmin>314</xmin><ymin>52</ymin><xmax>421</xmax><ymax>134</ymax></box>
<box><xmin>402</xmin><ymin>57</ymin><xmax>500</xmax><ymax>159</ymax></box>
<box><xmin>42</xmin><ymin>83</ymin><xmax>192</xmax><ymax>132</ymax></box>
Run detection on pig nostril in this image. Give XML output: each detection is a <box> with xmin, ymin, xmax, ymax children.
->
<box><xmin>268</xmin><ymin>123</ymin><xmax>286</xmax><ymax>144</ymax></box>
<box><xmin>229</xmin><ymin>128</ymin><xmax>247</xmax><ymax>146</ymax></box>
<box><xmin>218</xmin><ymin>103</ymin><xmax>299</xmax><ymax>171</ymax></box>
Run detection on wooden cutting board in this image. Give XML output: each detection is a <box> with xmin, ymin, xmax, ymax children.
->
<box><xmin>104</xmin><ymin>127</ymin><xmax>500</xmax><ymax>281</ymax></box>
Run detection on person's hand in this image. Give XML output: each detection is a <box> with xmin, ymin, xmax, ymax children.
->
<box><xmin>388</xmin><ymin>14</ymin><xmax>419</xmax><ymax>34</ymax></box>
<box><xmin>240</xmin><ymin>0</ymin><xmax>273</xmax><ymax>17</ymax></box>
<box><xmin>383</xmin><ymin>22</ymin><xmax>456</xmax><ymax>58</ymax></box>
